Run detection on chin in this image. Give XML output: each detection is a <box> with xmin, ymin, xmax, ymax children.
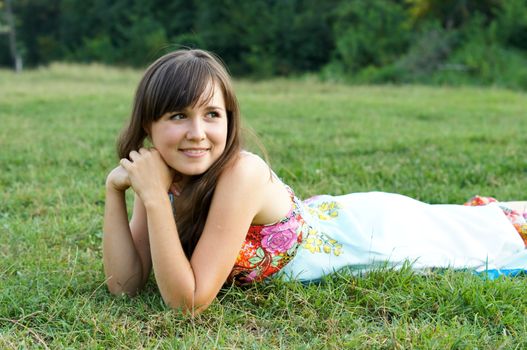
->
<box><xmin>178</xmin><ymin>166</ymin><xmax>212</xmax><ymax>177</ymax></box>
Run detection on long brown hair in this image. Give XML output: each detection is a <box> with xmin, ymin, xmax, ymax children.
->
<box><xmin>117</xmin><ymin>49</ymin><xmax>242</xmax><ymax>258</ymax></box>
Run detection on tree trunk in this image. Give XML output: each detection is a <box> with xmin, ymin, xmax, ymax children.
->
<box><xmin>5</xmin><ymin>0</ymin><xmax>22</xmax><ymax>72</ymax></box>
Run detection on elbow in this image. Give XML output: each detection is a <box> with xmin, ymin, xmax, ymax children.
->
<box><xmin>106</xmin><ymin>275</ymin><xmax>141</xmax><ymax>297</ymax></box>
<box><xmin>106</xmin><ymin>280</ymin><xmax>125</xmax><ymax>296</ymax></box>
<box><xmin>166</xmin><ymin>301</ymin><xmax>212</xmax><ymax>316</ymax></box>
<box><xmin>161</xmin><ymin>291</ymin><xmax>213</xmax><ymax>315</ymax></box>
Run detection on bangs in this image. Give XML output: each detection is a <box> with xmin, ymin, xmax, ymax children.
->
<box><xmin>144</xmin><ymin>56</ymin><xmax>217</xmax><ymax>121</ymax></box>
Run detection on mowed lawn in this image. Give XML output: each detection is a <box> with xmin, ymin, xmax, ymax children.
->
<box><xmin>1</xmin><ymin>64</ymin><xmax>527</xmax><ymax>348</ymax></box>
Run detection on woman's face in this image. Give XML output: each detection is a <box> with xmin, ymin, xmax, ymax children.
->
<box><xmin>149</xmin><ymin>81</ymin><xmax>228</xmax><ymax>177</ymax></box>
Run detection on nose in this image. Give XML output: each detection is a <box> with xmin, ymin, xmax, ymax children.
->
<box><xmin>186</xmin><ymin>118</ymin><xmax>206</xmax><ymax>141</ymax></box>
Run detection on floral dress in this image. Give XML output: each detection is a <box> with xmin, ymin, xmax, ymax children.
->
<box><xmin>227</xmin><ymin>186</ymin><xmax>305</xmax><ymax>284</ymax></box>
<box><xmin>228</xmin><ymin>186</ymin><xmax>527</xmax><ymax>284</ymax></box>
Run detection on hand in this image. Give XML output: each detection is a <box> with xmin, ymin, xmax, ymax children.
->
<box><xmin>106</xmin><ymin>165</ymin><xmax>131</xmax><ymax>192</ymax></box>
<box><xmin>119</xmin><ymin>148</ymin><xmax>175</xmax><ymax>202</ymax></box>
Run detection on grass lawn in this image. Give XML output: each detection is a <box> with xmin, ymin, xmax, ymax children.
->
<box><xmin>1</xmin><ymin>63</ymin><xmax>527</xmax><ymax>348</ymax></box>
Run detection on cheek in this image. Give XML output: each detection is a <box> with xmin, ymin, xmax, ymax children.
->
<box><xmin>219</xmin><ymin>120</ymin><xmax>229</xmax><ymax>143</ymax></box>
<box><xmin>206</xmin><ymin>121</ymin><xmax>228</xmax><ymax>146</ymax></box>
<box><xmin>152</xmin><ymin>127</ymin><xmax>182</xmax><ymax>147</ymax></box>
<box><xmin>217</xmin><ymin>129</ymin><xmax>229</xmax><ymax>150</ymax></box>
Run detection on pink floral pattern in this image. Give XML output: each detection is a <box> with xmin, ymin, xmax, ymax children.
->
<box><xmin>260</xmin><ymin>219</ymin><xmax>299</xmax><ymax>254</ymax></box>
<box><xmin>227</xmin><ymin>187</ymin><xmax>305</xmax><ymax>285</ymax></box>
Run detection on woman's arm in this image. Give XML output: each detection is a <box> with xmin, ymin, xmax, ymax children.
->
<box><xmin>122</xmin><ymin>149</ymin><xmax>271</xmax><ymax>313</ymax></box>
<box><xmin>102</xmin><ymin>166</ymin><xmax>151</xmax><ymax>295</ymax></box>
<box><xmin>150</xmin><ymin>158</ymin><xmax>268</xmax><ymax>313</ymax></box>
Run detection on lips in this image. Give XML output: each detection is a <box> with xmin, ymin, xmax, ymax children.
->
<box><xmin>179</xmin><ymin>148</ymin><xmax>210</xmax><ymax>157</ymax></box>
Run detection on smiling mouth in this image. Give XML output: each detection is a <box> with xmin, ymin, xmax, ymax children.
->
<box><xmin>179</xmin><ymin>148</ymin><xmax>210</xmax><ymax>157</ymax></box>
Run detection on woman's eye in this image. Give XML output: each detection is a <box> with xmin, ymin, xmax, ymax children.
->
<box><xmin>206</xmin><ymin>111</ymin><xmax>220</xmax><ymax>118</ymax></box>
<box><xmin>169</xmin><ymin>113</ymin><xmax>185</xmax><ymax>120</ymax></box>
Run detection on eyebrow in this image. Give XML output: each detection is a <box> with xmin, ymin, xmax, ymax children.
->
<box><xmin>203</xmin><ymin>105</ymin><xmax>225</xmax><ymax>111</ymax></box>
<box><xmin>172</xmin><ymin>105</ymin><xmax>225</xmax><ymax>114</ymax></box>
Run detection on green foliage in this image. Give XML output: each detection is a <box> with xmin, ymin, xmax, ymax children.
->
<box><xmin>325</xmin><ymin>0</ymin><xmax>527</xmax><ymax>89</ymax></box>
<box><xmin>60</xmin><ymin>1</ymin><xmax>171</xmax><ymax>66</ymax></box>
<box><xmin>406</xmin><ymin>0</ymin><xmax>501</xmax><ymax>28</ymax></box>
<box><xmin>2</xmin><ymin>65</ymin><xmax>527</xmax><ymax>347</ymax></box>
<box><xmin>1</xmin><ymin>0</ymin><xmax>527</xmax><ymax>89</ymax></box>
<box><xmin>10</xmin><ymin>0</ymin><xmax>62</xmax><ymax>65</ymax></box>
<box><xmin>0</xmin><ymin>33</ymin><xmax>10</xmax><ymax>64</ymax></box>
<box><xmin>332</xmin><ymin>0</ymin><xmax>411</xmax><ymax>73</ymax></box>
<box><xmin>194</xmin><ymin>0</ymin><xmax>336</xmax><ymax>76</ymax></box>
<box><xmin>427</xmin><ymin>11</ymin><xmax>527</xmax><ymax>90</ymax></box>
<box><xmin>493</xmin><ymin>0</ymin><xmax>527</xmax><ymax>50</ymax></box>
<box><xmin>1</xmin><ymin>0</ymin><xmax>337</xmax><ymax>75</ymax></box>
<box><xmin>118</xmin><ymin>17</ymin><xmax>168</xmax><ymax>66</ymax></box>
<box><xmin>74</xmin><ymin>35</ymin><xmax>117</xmax><ymax>63</ymax></box>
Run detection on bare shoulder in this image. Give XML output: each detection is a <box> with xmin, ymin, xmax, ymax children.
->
<box><xmin>217</xmin><ymin>151</ymin><xmax>291</xmax><ymax>225</ymax></box>
<box><xmin>218</xmin><ymin>151</ymin><xmax>272</xmax><ymax>188</ymax></box>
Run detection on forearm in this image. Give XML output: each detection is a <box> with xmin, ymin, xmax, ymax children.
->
<box><xmin>143</xmin><ymin>195</ymin><xmax>199</xmax><ymax>310</ymax></box>
<box><xmin>103</xmin><ymin>187</ymin><xmax>145</xmax><ymax>295</ymax></box>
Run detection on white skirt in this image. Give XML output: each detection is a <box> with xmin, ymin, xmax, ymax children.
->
<box><xmin>277</xmin><ymin>192</ymin><xmax>527</xmax><ymax>281</ymax></box>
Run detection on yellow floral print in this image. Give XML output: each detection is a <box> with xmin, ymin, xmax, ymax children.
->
<box><xmin>302</xmin><ymin>200</ymin><xmax>343</xmax><ymax>256</ymax></box>
<box><xmin>303</xmin><ymin>230</ymin><xmax>343</xmax><ymax>256</ymax></box>
<box><xmin>307</xmin><ymin>201</ymin><xmax>341</xmax><ymax>220</ymax></box>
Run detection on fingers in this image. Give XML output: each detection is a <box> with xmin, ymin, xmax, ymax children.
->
<box><xmin>121</xmin><ymin>148</ymin><xmax>160</xmax><ymax>170</ymax></box>
<box><xmin>129</xmin><ymin>149</ymin><xmax>142</xmax><ymax>162</ymax></box>
<box><xmin>120</xmin><ymin>147</ymin><xmax>175</xmax><ymax>194</ymax></box>
<box><xmin>138</xmin><ymin>147</ymin><xmax>150</xmax><ymax>155</ymax></box>
<box><xmin>121</xmin><ymin>148</ymin><xmax>166</xmax><ymax>173</ymax></box>
<box><xmin>125</xmin><ymin>148</ymin><xmax>149</xmax><ymax>163</ymax></box>
<box><xmin>121</xmin><ymin>150</ymin><xmax>143</xmax><ymax>171</ymax></box>
<box><xmin>130</xmin><ymin>148</ymin><xmax>157</xmax><ymax>159</ymax></box>
<box><xmin>119</xmin><ymin>157</ymin><xmax>132</xmax><ymax>169</ymax></box>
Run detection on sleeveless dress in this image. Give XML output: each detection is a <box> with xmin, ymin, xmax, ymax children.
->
<box><xmin>227</xmin><ymin>183</ymin><xmax>527</xmax><ymax>285</ymax></box>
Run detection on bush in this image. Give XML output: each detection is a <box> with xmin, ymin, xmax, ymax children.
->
<box><xmin>196</xmin><ymin>0</ymin><xmax>335</xmax><ymax>77</ymax></box>
<box><xmin>72</xmin><ymin>35</ymin><xmax>117</xmax><ymax>64</ymax></box>
<box><xmin>118</xmin><ymin>17</ymin><xmax>168</xmax><ymax>66</ymax></box>
<box><xmin>331</xmin><ymin>0</ymin><xmax>411</xmax><ymax>74</ymax></box>
<box><xmin>493</xmin><ymin>0</ymin><xmax>527</xmax><ymax>50</ymax></box>
<box><xmin>2</xmin><ymin>0</ymin><xmax>527</xmax><ymax>90</ymax></box>
<box><xmin>428</xmin><ymin>14</ymin><xmax>527</xmax><ymax>89</ymax></box>
<box><xmin>393</xmin><ymin>23</ymin><xmax>459</xmax><ymax>82</ymax></box>
<box><xmin>443</xmin><ymin>41</ymin><xmax>527</xmax><ymax>89</ymax></box>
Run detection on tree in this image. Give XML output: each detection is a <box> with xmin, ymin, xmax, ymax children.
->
<box><xmin>406</xmin><ymin>0</ymin><xmax>501</xmax><ymax>28</ymax></box>
<box><xmin>3</xmin><ymin>0</ymin><xmax>22</xmax><ymax>71</ymax></box>
<box><xmin>332</xmin><ymin>0</ymin><xmax>411</xmax><ymax>73</ymax></box>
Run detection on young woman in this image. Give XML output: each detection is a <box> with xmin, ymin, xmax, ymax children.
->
<box><xmin>103</xmin><ymin>49</ymin><xmax>527</xmax><ymax>314</ymax></box>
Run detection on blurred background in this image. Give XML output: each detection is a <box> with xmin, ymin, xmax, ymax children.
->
<box><xmin>1</xmin><ymin>0</ymin><xmax>527</xmax><ymax>89</ymax></box>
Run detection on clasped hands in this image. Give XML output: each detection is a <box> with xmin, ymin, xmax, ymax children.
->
<box><xmin>106</xmin><ymin>148</ymin><xmax>183</xmax><ymax>202</ymax></box>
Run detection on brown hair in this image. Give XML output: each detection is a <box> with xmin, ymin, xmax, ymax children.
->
<box><xmin>117</xmin><ymin>49</ymin><xmax>242</xmax><ymax>258</ymax></box>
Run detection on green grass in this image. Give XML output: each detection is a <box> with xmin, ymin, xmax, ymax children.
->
<box><xmin>1</xmin><ymin>63</ymin><xmax>527</xmax><ymax>348</ymax></box>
